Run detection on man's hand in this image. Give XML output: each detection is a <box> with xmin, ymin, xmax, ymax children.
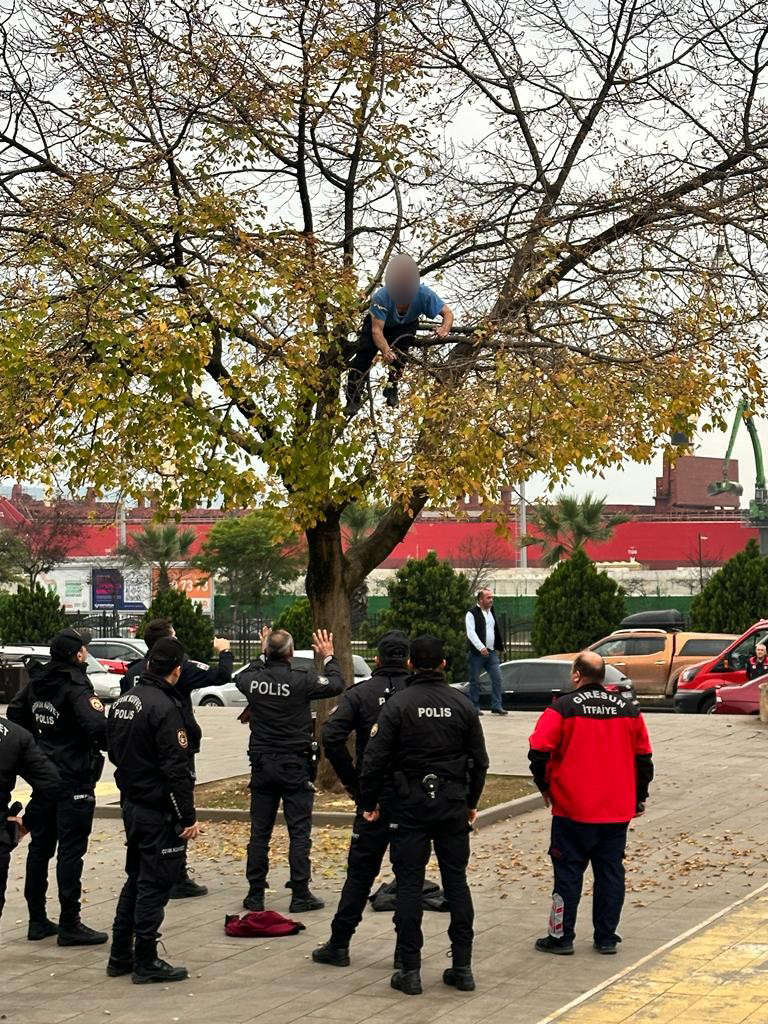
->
<box><xmin>259</xmin><ymin>624</ymin><xmax>272</xmax><ymax>650</ymax></box>
<box><xmin>434</xmin><ymin>323</ymin><xmax>450</xmax><ymax>339</ymax></box>
<box><xmin>480</xmin><ymin>647</ymin><xmax>490</xmax><ymax>657</ymax></box>
<box><xmin>468</xmin><ymin>808</ymin><xmax>478</xmax><ymax>826</ymax></box>
<box><xmin>312</xmin><ymin>629</ymin><xmax>334</xmax><ymax>660</ymax></box>
<box><xmin>8</xmin><ymin>815</ymin><xmax>28</xmax><ymax>839</ymax></box>
<box><xmin>238</xmin><ymin>708</ymin><xmax>252</xmax><ymax>725</ymax></box>
<box><xmin>379</xmin><ymin>344</ymin><xmax>396</xmax><ymax>364</ymax></box>
<box><xmin>635</xmin><ymin>802</ymin><xmax>646</xmax><ymax>817</ymax></box>
<box><xmin>363</xmin><ymin>806</ymin><xmax>380</xmax><ymax>823</ymax></box>
<box><xmin>213</xmin><ymin>636</ymin><xmax>231</xmax><ymax>653</ymax></box>
<box><xmin>180</xmin><ymin>822</ymin><xmax>202</xmax><ymax>841</ymax></box>
<box><xmin>541</xmin><ymin>791</ymin><xmax>552</xmax><ymax>808</ymax></box>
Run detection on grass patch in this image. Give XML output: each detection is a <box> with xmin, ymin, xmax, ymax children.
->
<box><xmin>195</xmin><ymin>772</ymin><xmax>535</xmax><ymax>812</ymax></box>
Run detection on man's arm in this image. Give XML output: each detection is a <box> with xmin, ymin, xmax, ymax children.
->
<box><xmin>435</xmin><ymin>303</ymin><xmax>454</xmax><ymax>339</ymax></box>
<box><xmin>359</xmin><ymin>702</ymin><xmax>399</xmax><ymax>812</ymax></box>
<box><xmin>6</xmin><ymin>684</ymin><xmax>35</xmax><ymax>733</ymax></box>
<box><xmin>18</xmin><ymin>730</ymin><xmax>61</xmax><ymax>829</ymax></box>
<box><xmin>466</xmin><ymin>710</ymin><xmax>490</xmax><ymax>812</ymax></box>
<box><xmin>634</xmin><ymin>715</ymin><xmax>654</xmax><ymax>810</ymax></box>
<box><xmin>119</xmin><ymin>659</ymin><xmax>144</xmax><ymax>696</ymax></box>
<box><xmin>370</xmin><ymin>315</ymin><xmax>396</xmax><ymax>364</ymax></box>
<box><xmin>465</xmin><ymin>611</ymin><xmax>487</xmax><ymax>655</ymax></box>
<box><xmin>321</xmin><ymin>692</ymin><xmax>359</xmax><ymax>795</ymax></box>
<box><xmin>155</xmin><ymin>708</ymin><xmax>197</xmax><ymax>828</ymax></box>
<box><xmin>306</xmin><ymin>630</ymin><xmax>346</xmax><ymax>699</ymax></box>
<box><xmin>528</xmin><ymin>708</ymin><xmax>564</xmax><ymax>798</ymax></box>
<box><xmin>71</xmin><ymin>690</ymin><xmax>109</xmax><ymax>749</ymax></box>
<box><xmin>177</xmin><ymin>643</ymin><xmax>234</xmax><ymax>696</ymax></box>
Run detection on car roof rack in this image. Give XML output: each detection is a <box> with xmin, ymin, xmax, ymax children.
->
<box><xmin>619</xmin><ymin>609</ymin><xmax>685</xmax><ymax>632</ymax></box>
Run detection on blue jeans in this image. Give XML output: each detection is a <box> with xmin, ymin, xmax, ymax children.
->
<box><xmin>468</xmin><ymin>649</ymin><xmax>503</xmax><ymax>711</ymax></box>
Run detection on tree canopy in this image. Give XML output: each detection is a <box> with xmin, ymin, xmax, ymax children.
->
<box><xmin>138</xmin><ymin>587</ymin><xmax>214</xmax><ymax>662</ymax></box>
<box><xmin>690</xmin><ymin>539</ymin><xmax>768</xmax><ymax>634</ymax></box>
<box><xmin>523</xmin><ymin>493</ymin><xmax>630</xmax><ymax>567</ymax></box>
<box><xmin>0</xmin><ymin>585</ymin><xmax>67</xmax><ymax>645</ymax></box>
<box><xmin>0</xmin><ymin>0</ymin><xmax>767</xmax><ymax>661</ymax></box>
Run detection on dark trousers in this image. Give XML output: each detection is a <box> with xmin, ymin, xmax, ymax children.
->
<box><xmin>548</xmin><ymin>816</ymin><xmax>628</xmax><ymax>944</ymax></box>
<box><xmin>390</xmin><ymin>808</ymin><xmax>473</xmax><ymax>971</ymax></box>
<box><xmin>0</xmin><ymin>835</ymin><xmax>11</xmax><ymax>922</ymax></box>
<box><xmin>246</xmin><ymin>752</ymin><xmax>314</xmax><ymax>893</ymax></box>
<box><xmin>24</xmin><ymin>790</ymin><xmax>95</xmax><ymax>926</ymax></box>
<box><xmin>330</xmin><ymin>808</ymin><xmax>391</xmax><ymax>947</ymax></box>
<box><xmin>111</xmin><ymin>803</ymin><xmax>185</xmax><ymax>947</ymax></box>
<box><xmin>345</xmin><ymin>316</ymin><xmax>419</xmax><ymax>406</ymax></box>
<box><xmin>468</xmin><ymin>649</ymin><xmax>503</xmax><ymax>712</ymax></box>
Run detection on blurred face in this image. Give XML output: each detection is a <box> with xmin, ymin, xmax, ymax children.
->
<box><xmin>757</xmin><ymin>644</ymin><xmax>767</xmax><ymax>660</ymax></box>
<box><xmin>478</xmin><ymin>590</ymin><xmax>493</xmax><ymax>610</ymax></box>
<box><xmin>385</xmin><ymin>254</ymin><xmax>419</xmax><ymax>307</ymax></box>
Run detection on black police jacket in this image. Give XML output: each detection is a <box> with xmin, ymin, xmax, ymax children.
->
<box><xmin>322</xmin><ymin>666</ymin><xmax>409</xmax><ymax>793</ymax></box>
<box><xmin>237</xmin><ymin>656</ymin><xmax>345</xmax><ymax>754</ymax></box>
<box><xmin>107</xmin><ymin>672</ymin><xmax>196</xmax><ymax>828</ymax></box>
<box><xmin>7</xmin><ymin>659</ymin><xmax>108</xmax><ymax>792</ymax></box>
<box><xmin>359</xmin><ymin>670</ymin><xmax>489</xmax><ymax>812</ymax></box>
<box><xmin>120</xmin><ymin>649</ymin><xmax>234</xmax><ymax>756</ymax></box>
<box><xmin>0</xmin><ymin>715</ymin><xmax>61</xmax><ymax>831</ymax></box>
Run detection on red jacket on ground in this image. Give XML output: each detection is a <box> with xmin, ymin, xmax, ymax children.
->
<box><xmin>528</xmin><ymin>684</ymin><xmax>653</xmax><ymax>824</ymax></box>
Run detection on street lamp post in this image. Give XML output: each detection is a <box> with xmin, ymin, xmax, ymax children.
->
<box><xmin>698</xmin><ymin>534</ymin><xmax>708</xmax><ymax>591</ymax></box>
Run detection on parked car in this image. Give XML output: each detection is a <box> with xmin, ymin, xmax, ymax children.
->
<box><xmin>88</xmin><ymin>637</ymin><xmax>148</xmax><ymax>675</ymax></box>
<box><xmin>451</xmin><ymin>658</ymin><xmax>636</xmax><ymax>711</ymax></box>
<box><xmin>675</xmin><ymin>619</ymin><xmax>768</xmax><ymax>714</ymax></box>
<box><xmin>548</xmin><ymin>611</ymin><xmax>735</xmax><ymax>698</ymax></box>
<box><xmin>713</xmin><ymin>674</ymin><xmax>768</xmax><ymax>715</ymax></box>
<box><xmin>192</xmin><ymin>652</ymin><xmax>373</xmax><ymax>708</ymax></box>
<box><xmin>0</xmin><ymin>645</ymin><xmax>121</xmax><ymax>702</ymax></box>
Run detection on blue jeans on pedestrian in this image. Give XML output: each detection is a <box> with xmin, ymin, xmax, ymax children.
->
<box><xmin>468</xmin><ymin>649</ymin><xmax>503</xmax><ymax>711</ymax></box>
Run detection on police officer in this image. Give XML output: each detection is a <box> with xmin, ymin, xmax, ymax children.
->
<box><xmin>0</xmin><ymin>716</ymin><xmax>60</xmax><ymax>925</ymax></box>
<box><xmin>121</xmin><ymin>617</ymin><xmax>233</xmax><ymax>899</ymax></box>
<box><xmin>746</xmin><ymin>642</ymin><xmax>768</xmax><ymax>680</ymax></box>
<box><xmin>313</xmin><ymin>630</ymin><xmax>411</xmax><ymax>967</ymax></box>
<box><xmin>237</xmin><ymin>627</ymin><xmax>345</xmax><ymax>913</ymax></box>
<box><xmin>7</xmin><ymin>627</ymin><xmax>109</xmax><ymax>945</ymax></box>
<box><xmin>528</xmin><ymin>650</ymin><xmax>654</xmax><ymax>956</ymax></box>
<box><xmin>107</xmin><ymin>637</ymin><xmax>201</xmax><ymax>984</ymax></box>
<box><xmin>360</xmin><ymin>634</ymin><xmax>489</xmax><ymax>997</ymax></box>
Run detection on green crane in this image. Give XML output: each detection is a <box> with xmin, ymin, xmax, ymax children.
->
<box><xmin>708</xmin><ymin>400</ymin><xmax>768</xmax><ymax>554</ymax></box>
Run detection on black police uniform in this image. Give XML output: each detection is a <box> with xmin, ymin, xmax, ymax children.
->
<box><xmin>360</xmin><ymin>671</ymin><xmax>489</xmax><ymax>978</ymax></box>
<box><xmin>320</xmin><ymin>663</ymin><xmax>409</xmax><ymax>950</ymax></box>
<box><xmin>746</xmin><ymin>654</ymin><xmax>768</xmax><ymax>681</ymax></box>
<box><xmin>0</xmin><ymin>716</ymin><xmax>60</xmax><ymax>923</ymax></box>
<box><xmin>107</xmin><ymin>669</ymin><xmax>196</xmax><ymax>976</ymax></box>
<box><xmin>236</xmin><ymin>655</ymin><xmax>345</xmax><ymax>903</ymax></box>
<box><xmin>7</xmin><ymin>657</ymin><xmax>108</xmax><ymax>933</ymax></box>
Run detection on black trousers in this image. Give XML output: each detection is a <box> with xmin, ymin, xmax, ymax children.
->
<box><xmin>345</xmin><ymin>316</ymin><xmax>419</xmax><ymax>406</ymax></box>
<box><xmin>111</xmin><ymin>803</ymin><xmax>185</xmax><ymax>946</ymax></box>
<box><xmin>246</xmin><ymin>752</ymin><xmax>314</xmax><ymax>892</ymax></box>
<box><xmin>0</xmin><ymin>824</ymin><xmax>13</xmax><ymax>923</ymax></box>
<box><xmin>330</xmin><ymin>807</ymin><xmax>391</xmax><ymax>947</ymax></box>
<box><xmin>24</xmin><ymin>789</ymin><xmax>95</xmax><ymax>926</ymax></box>
<box><xmin>390</xmin><ymin>800</ymin><xmax>473</xmax><ymax>971</ymax></box>
<box><xmin>548</xmin><ymin>816</ymin><xmax>628</xmax><ymax>944</ymax></box>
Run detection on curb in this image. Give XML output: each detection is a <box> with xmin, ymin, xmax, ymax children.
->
<box><xmin>93</xmin><ymin>791</ymin><xmax>544</xmax><ymax>827</ymax></box>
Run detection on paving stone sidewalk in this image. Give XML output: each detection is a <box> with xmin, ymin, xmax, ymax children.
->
<box><xmin>1</xmin><ymin>714</ymin><xmax>767</xmax><ymax>1023</ymax></box>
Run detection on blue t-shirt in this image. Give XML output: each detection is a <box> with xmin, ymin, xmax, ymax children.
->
<box><xmin>369</xmin><ymin>284</ymin><xmax>445</xmax><ymax>326</ymax></box>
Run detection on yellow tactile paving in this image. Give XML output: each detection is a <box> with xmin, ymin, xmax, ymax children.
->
<box><xmin>550</xmin><ymin>891</ymin><xmax>768</xmax><ymax>1024</ymax></box>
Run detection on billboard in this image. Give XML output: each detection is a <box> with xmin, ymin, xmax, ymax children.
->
<box><xmin>154</xmin><ymin>568</ymin><xmax>214</xmax><ymax>615</ymax></box>
<box><xmin>38</xmin><ymin>568</ymin><xmax>91</xmax><ymax>613</ymax></box>
<box><xmin>91</xmin><ymin>567</ymin><xmax>152</xmax><ymax>611</ymax></box>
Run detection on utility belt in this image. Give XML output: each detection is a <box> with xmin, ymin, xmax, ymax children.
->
<box><xmin>394</xmin><ymin>758</ymin><xmax>469</xmax><ymax>802</ymax></box>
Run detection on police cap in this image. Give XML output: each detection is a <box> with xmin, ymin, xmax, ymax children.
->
<box><xmin>377</xmin><ymin>630</ymin><xmax>409</xmax><ymax>666</ymax></box>
<box><xmin>148</xmin><ymin>637</ymin><xmax>185</xmax><ymax>675</ymax></box>
<box><xmin>410</xmin><ymin>634</ymin><xmax>444</xmax><ymax>671</ymax></box>
<box><xmin>50</xmin><ymin>627</ymin><xmax>87</xmax><ymax>661</ymax></box>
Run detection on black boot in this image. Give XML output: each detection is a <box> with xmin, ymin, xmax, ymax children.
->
<box><xmin>535</xmin><ymin>934</ymin><xmax>574</xmax><ymax>955</ymax></box>
<box><xmin>132</xmin><ymin>938</ymin><xmax>188</xmax><ymax>985</ymax></box>
<box><xmin>58</xmin><ymin>920</ymin><xmax>109</xmax><ymax>946</ymax></box>
<box><xmin>443</xmin><ymin>966</ymin><xmax>476</xmax><ymax>991</ymax></box>
<box><xmin>107</xmin><ymin>932</ymin><xmax>134</xmax><ymax>977</ymax></box>
<box><xmin>289</xmin><ymin>887</ymin><xmax>324</xmax><ymax>913</ymax></box>
<box><xmin>169</xmin><ymin>875</ymin><xmax>208</xmax><ymax>899</ymax></box>
<box><xmin>28</xmin><ymin>918</ymin><xmax>58</xmax><ymax>941</ymax></box>
<box><xmin>391</xmin><ymin>969</ymin><xmax>422</xmax><ymax>996</ymax></box>
<box><xmin>242</xmin><ymin>890</ymin><xmax>265</xmax><ymax>911</ymax></box>
<box><xmin>312</xmin><ymin>941</ymin><xmax>350</xmax><ymax>967</ymax></box>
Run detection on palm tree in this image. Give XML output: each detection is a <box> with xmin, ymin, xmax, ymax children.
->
<box><xmin>119</xmin><ymin>523</ymin><xmax>197</xmax><ymax>592</ymax></box>
<box><xmin>521</xmin><ymin>493</ymin><xmax>630</xmax><ymax>567</ymax></box>
<box><xmin>341</xmin><ymin>504</ymin><xmax>385</xmax><ymax>633</ymax></box>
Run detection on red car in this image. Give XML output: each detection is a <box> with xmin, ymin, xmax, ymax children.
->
<box><xmin>713</xmin><ymin>674</ymin><xmax>768</xmax><ymax>715</ymax></box>
<box><xmin>674</xmin><ymin>618</ymin><xmax>768</xmax><ymax>714</ymax></box>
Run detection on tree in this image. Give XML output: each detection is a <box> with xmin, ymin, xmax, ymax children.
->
<box><xmin>532</xmin><ymin>550</ymin><xmax>625</xmax><ymax>656</ymax></box>
<box><xmin>341</xmin><ymin>504</ymin><xmax>385</xmax><ymax>634</ymax></box>
<box><xmin>119</xmin><ymin>524</ymin><xmax>197</xmax><ymax>594</ymax></box>
<box><xmin>138</xmin><ymin>588</ymin><xmax>214</xmax><ymax>663</ymax></box>
<box><xmin>0</xmin><ymin>0</ymin><xmax>767</xmax><ymax>687</ymax></box>
<box><xmin>374</xmin><ymin>552</ymin><xmax>472</xmax><ymax>682</ymax></box>
<box><xmin>457</xmin><ymin>531</ymin><xmax>511</xmax><ymax>593</ymax></box>
<box><xmin>194</xmin><ymin>511</ymin><xmax>303</xmax><ymax>618</ymax></box>
<box><xmin>523</xmin><ymin>494</ymin><xmax>630</xmax><ymax>567</ymax></box>
<box><xmin>0</xmin><ymin>584</ymin><xmax>67</xmax><ymax>644</ymax></box>
<box><xmin>690</xmin><ymin>539</ymin><xmax>768</xmax><ymax>634</ymax></box>
<box><xmin>1</xmin><ymin>502</ymin><xmax>83</xmax><ymax>587</ymax></box>
<box><xmin>273</xmin><ymin>598</ymin><xmax>314</xmax><ymax>650</ymax></box>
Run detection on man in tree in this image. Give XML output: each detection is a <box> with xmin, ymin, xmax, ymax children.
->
<box><xmin>345</xmin><ymin>254</ymin><xmax>454</xmax><ymax>415</ymax></box>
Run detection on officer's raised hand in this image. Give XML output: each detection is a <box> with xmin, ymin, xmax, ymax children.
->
<box><xmin>259</xmin><ymin>625</ymin><xmax>272</xmax><ymax>650</ymax></box>
<box><xmin>180</xmin><ymin>822</ymin><xmax>202</xmax><ymax>841</ymax></box>
<box><xmin>213</xmin><ymin>635</ymin><xmax>231</xmax><ymax>653</ymax></box>
<box><xmin>312</xmin><ymin>630</ymin><xmax>334</xmax><ymax>660</ymax></box>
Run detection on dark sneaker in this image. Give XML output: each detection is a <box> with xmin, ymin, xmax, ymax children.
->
<box><xmin>242</xmin><ymin>892</ymin><xmax>265</xmax><ymax>912</ymax></box>
<box><xmin>391</xmin><ymin>969</ymin><xmax>422</xmax><ymax>995</ymax></box>
<box><xmin>535</xmin><ymin>935</ymin><xmax>574</xmax><ymax>956</ymax></box>
<box><xmin>132</xmin><ymin>958</ymin><xmax>188</xmax><ymax>984</ymax></box>
<box><xmin>169</xmin><ymin>877</ymin><xmax>208</xmax><ymax>899</ymax></box>
<box><xmin>58</xmin><ymin>922</ymin><xmax>109</xmax><ymax>947</ymax></box>
<box><xmin>289</xmin><ymin>890</ymin><xmax>324</xmax><ymax>913</ymax></box>
<box><xmin>491</xmin><ymin>709</ymin><xmax>509</xmax><ymax>716</ymax></box>
<box><xmin>443</xmin><ymin>966</ymin><xmax>476</xmax><ymax>991</ymax></box>
<box><xmin>312</xmin><ymin>942</ymin><xmax>350</xmax><ymax>967</ymax></box>
<box><xmin>106</xmin><ymin>955</ymin><xmax>134</xmax><ymax>977</ymax></box>
<box><xmin>594</xmin><ymin>940</ymin><xmax>619</xmax><ymax>954</ymax></box>
<box><xmin>28</xmin><ymin>919</ymin><xmax>58</xmax><ymax>941</ymax></box>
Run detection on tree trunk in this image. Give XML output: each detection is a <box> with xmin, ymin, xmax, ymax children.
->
<box><xmin>305</xmin><ymin>510</ymin><xmax>353</xmax><ymax>790</ymax></box>
<box><xmin>157</xmin><ymin>566</ymin><xmax>170</xmax><ymax>592</ymax></box>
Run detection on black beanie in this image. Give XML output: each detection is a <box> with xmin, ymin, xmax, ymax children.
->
<box><xmin>50</xmin><ymin>628</ymin><xmax>86</xmax><ymax>661</ymax></box>
<box><xmin>378</xmin><ymin>630</ymin><xmax>410</xmax><ymax>665</ymax></box>
<box><xmin>148</xmin><ymin>637</ymin><xmax>185</xmax><ymax>675</ymax></box>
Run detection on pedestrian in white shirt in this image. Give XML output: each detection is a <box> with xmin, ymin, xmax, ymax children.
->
<box><xmin>465</xmin><ymin>590</ymin><xmax>507</xmax><ymax>716</ymax></box>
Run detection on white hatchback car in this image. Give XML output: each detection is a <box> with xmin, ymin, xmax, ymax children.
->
<box><xmin>0</xmin><ymin>645</ymin><xmax>122</xmax><ymax>702</ymax></box>
<box><xmin>192</xmin><ymin>652</ymin><xmax>372</xmax><ymax>708</ymax></box>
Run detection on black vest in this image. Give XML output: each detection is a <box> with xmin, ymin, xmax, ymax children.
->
<box><xmin>468</xmin><ymin>605</ymin><xmax>503</xmax><ymax>652</ymax></box>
